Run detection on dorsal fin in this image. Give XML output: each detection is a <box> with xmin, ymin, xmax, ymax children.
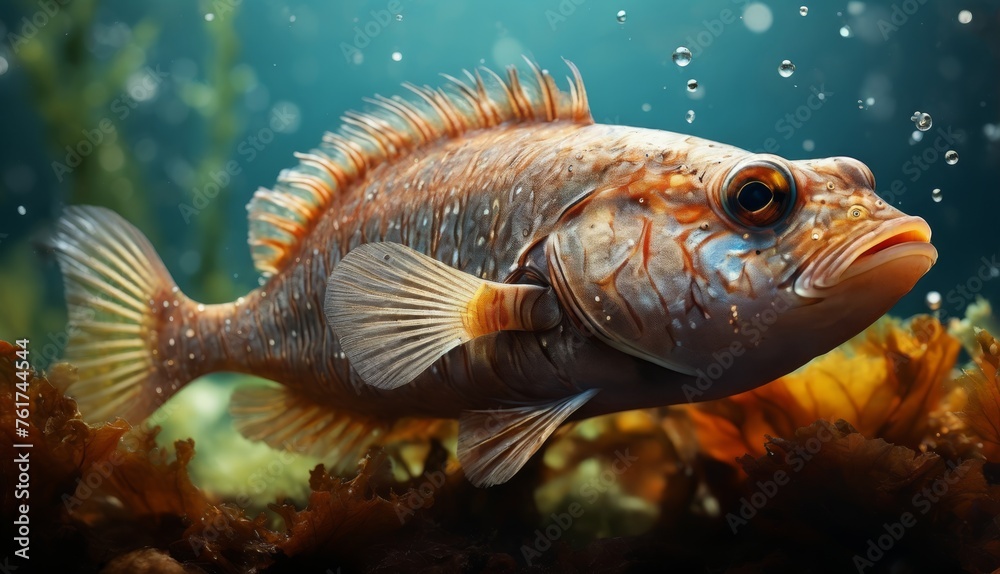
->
<box><xmin>247</xmin><ymin>58</ymin><xmax>594</xmax><ymax>276</ymax></box>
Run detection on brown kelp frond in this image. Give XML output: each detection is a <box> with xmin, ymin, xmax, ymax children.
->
<box><xmin>8</xmin><ymin>316</ymin><xmax>1000</xmax><ymax>571</ymax></box>
<box><xmin>732</xmin><ymin>420</ymin><xmax>1000</xmax><ymax>573</ymax></box>
<box><xmin>688</xmin><ymin>316</ymin><xmax>962</xmax><ymax>465</ymax></box>
<box><xmin>0</xmin><ymin>341</ymin><xmax>460</xmax><ymax>573</ymax></box>
<box><xmin>958</xmin><ymin>329</ymin><xmax>1000</xmax><ymax>462</ymax></box>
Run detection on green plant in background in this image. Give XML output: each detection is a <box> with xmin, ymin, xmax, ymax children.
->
<box><xmin>5</xmin><ymin>0</ymin><xmax>246</xmax><ymax>341</ymax></box>
<box><xmin>13</xmin><ymin>0</ymin><xmax>158</xmax><ymax>228</ymax></box>
<box><xmin>2</xmin><ymin>0</ymin><xmax>317</xmax><ymax>506</ymax></box>
<box><xmin>184</xmin><ymin>0</ymin><xmax>244</xmax><ymax>300</ymax></box>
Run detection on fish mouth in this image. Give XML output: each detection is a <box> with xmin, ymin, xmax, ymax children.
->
<box><xmin>795</xmin><ymin>216</ymin><xmax>937</xmax><ymax>298</ymax></box>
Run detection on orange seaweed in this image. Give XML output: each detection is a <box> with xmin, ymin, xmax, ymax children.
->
<box><xmin>688</xmin><ymin>316</ymin><xmax>962</xmax><ymax>465</ymax></box>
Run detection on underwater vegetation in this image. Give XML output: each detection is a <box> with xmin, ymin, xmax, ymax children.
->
<box><xmin>3</xmin><ymin>311</ymin><xmax>1000</xmax><ymax>573</ymax></box>
<box><xmin>2</xmin><ymin>1</ymin><xmax>1000</xmax><ymax>572</ymax></box>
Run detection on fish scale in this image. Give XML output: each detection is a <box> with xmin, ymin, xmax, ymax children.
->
<box><xmin>48</xmin><ymin>60</ymin><xmax>936</xmax><ymax>487</ymax></box>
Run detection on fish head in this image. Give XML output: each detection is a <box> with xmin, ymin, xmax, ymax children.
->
<box><xmin>547</xmin><ymin>146</ymin><xmax>936</xmax><ymax>399</ymax></box>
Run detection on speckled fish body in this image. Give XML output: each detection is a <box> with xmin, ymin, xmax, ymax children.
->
<box><xmin>50</xmin><ymin>61</ymin><xmax>936</xmax><ymax>486</ymax></box>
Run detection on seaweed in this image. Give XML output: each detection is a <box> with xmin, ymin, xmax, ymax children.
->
<box><xmin>3</xmin><ymin>314</ymin><xmax>1000</xmax><ymax>573</ymax></box>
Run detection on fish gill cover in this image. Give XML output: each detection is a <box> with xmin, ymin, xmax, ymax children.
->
<box><xmin>1</xmin><ymin>1</ymin><xmax>1000</xmax><ymax>573</ymax></box>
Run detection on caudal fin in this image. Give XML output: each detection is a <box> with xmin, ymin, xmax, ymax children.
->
<box><xmin>49</xmin><ymin>206</ymin><xmax>188</xmax><ymax>424</ymax></box>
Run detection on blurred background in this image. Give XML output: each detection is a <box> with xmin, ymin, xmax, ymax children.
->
<box><xmin>0</xmin><ymin>0</ymin><xmax>997</xmax><ymax>506</ymax></box>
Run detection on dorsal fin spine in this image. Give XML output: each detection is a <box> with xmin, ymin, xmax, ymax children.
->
<box><xmin>294</xmin><ymin>152</ymin><xmax>347</xmax><ymax>189</ymax></box>
<box><xmin>373</xmin><ymin>95</ymin><xmax>434</xmax><ymax>143</ymax></box>
<box><xmin>246</xmin><ymin>60</ymin><xmax>594</xmax><ymax>276</ymax></box>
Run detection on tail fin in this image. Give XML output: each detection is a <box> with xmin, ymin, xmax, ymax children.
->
<box><xmin>49</xmin><ymin>206</ymin><xmax>188</xmax><ymax>424</ymax></box>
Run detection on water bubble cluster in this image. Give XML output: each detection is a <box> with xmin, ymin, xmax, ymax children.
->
<box><xmin>910</xmin><ymin>111</ymin><xmax>933</xmax><ymax>131</ymax></box>
<box><xmin>672</xmin><ymin>46</ymin><xmax>692</xmax><ymax>67</ymax></box>
<box><xmin>686</xmin><ymin>79</ymin><xmax>698</xmax><ymax>92</ymax></box>
<box><xmin>931</xmin><ymin>188</ymin><xmax>943</xmax><ymax>202</ymax></box>
<box><xmin>778</xmin><ymin>60</ymin><xmax>795</xmax><ymax>78</ymax></box>
<box><xmin>616</xmin><ymin>10</ymin><xmax>627</xmax><ymax>23</ymax></box>
<box><xmin>945</xmin><ymin>150</ymin><xmax>959</xmax><ymax>165</ymax></box>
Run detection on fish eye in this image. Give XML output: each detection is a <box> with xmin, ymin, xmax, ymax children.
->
<box><xmin>722</xmin><ymin>161</ymin><xmax>796</xmax><ymax>229</ymax></box>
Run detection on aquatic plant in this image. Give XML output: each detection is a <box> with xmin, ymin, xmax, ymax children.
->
<box><xmin>5</xmin><ymin>311</ymin><xmax>1000</xmax><ymax>572</ymax></box>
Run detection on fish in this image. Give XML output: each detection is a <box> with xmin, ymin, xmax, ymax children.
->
<box><xmin>49</xmin><ymin>59</ymin><xmax>937</xmax><ymax>487</ymax></box>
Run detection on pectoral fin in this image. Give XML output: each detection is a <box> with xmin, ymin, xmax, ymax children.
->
<box><xmin>457</xmin><ymin>389</ymin><xmax>598</xmax><ymax>487</ymax></box>
<box><xmin>325</xmin><ymin>242</ymin><xmax>562</xmax><ymax>390</ymax></box>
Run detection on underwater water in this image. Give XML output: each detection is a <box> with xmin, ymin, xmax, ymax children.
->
<box><xmin>1</xmin><ymin>1</ymin><xmax>1000</xmax><ymax>572</ymax></box>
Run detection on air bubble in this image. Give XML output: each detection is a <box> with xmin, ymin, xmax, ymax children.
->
<box><xmin>616</xmin><ymin>9</ymin><xmax>627</xmax><ymax>23</ymax></box>
<box><xmin>395</xmin><ymin>13</ymin><xmax>403</xmax><ymax>21</ymax></box>
<box><xmin>391</xmin><ymin>51</ymin><xmax>402</xmax><ymax>62</ymax></box>
<box><xmin>958</xmin><ymin>10</ymin><xmax>972</xmax><ymax>24</ymax></box>
<box><xmin>686</xmin><ymin>79</ymin><xmax>698</xmax><ymax>92</ymax></box>
<box><xmin>911</xmin><ymin>111</ymin><xmax>932</xmax><ymax>131</ymax></box>
<box><xmin>778</xmin><ymin>60</ymin><xmax>795</xmax><ymax>78</ymax></box>
<box><xmin>672</xmin><ymin>46</ymin><xmax>692</xmax><ymax>67</ymax></box>
<box><xmin>17</xmin><ymin>205</ymin><xmax>26</xmax><ymax>215</ymax></box>
<box><xmin>839</xmin><ymin>25</ymin><xmax>852</xmax><ymax>37</ymax></box>
<box><xmin>811</xmin><ymin>232</ymin><xmax>820</xmax><ymax>240</ymax></box>
<box><xmin>799</xmin><ymin>6</ymin><xmax>808</xmax><ymax>16</ymax></box>
<box><xmin>945</xmin><ymin>150</ymin><xmax>959</xmax><ymax>165</ymax></box>
<box><xmin>925</xmin><ymin>291</ymin><xmax>942</xmax><ymax>311</ymax></box>
<box><xmin>931</xmin><ymin>188</ymin><xmax>943</xmax><ymax>202</ymax></box>
<box><xmin>685</xmin><ymin>110</ymin><xmax>695</xmax><ymax>123</ymax></box>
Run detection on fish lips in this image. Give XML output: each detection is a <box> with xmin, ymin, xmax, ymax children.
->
<box><xmin>794</xmin><ymin>216</ymin><xmax>938</xmax><ymax>298</ymax></box>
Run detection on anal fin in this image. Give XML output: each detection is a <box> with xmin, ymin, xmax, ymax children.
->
<box><xmin>230</xmin><ymin>384</ymin><xmax>389</xmax><ymax>474</ymax></box>
<box><xmin>458</xmin><ymin>389</ymin><xmax>598</xmax><ymax>487</ymax></box>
